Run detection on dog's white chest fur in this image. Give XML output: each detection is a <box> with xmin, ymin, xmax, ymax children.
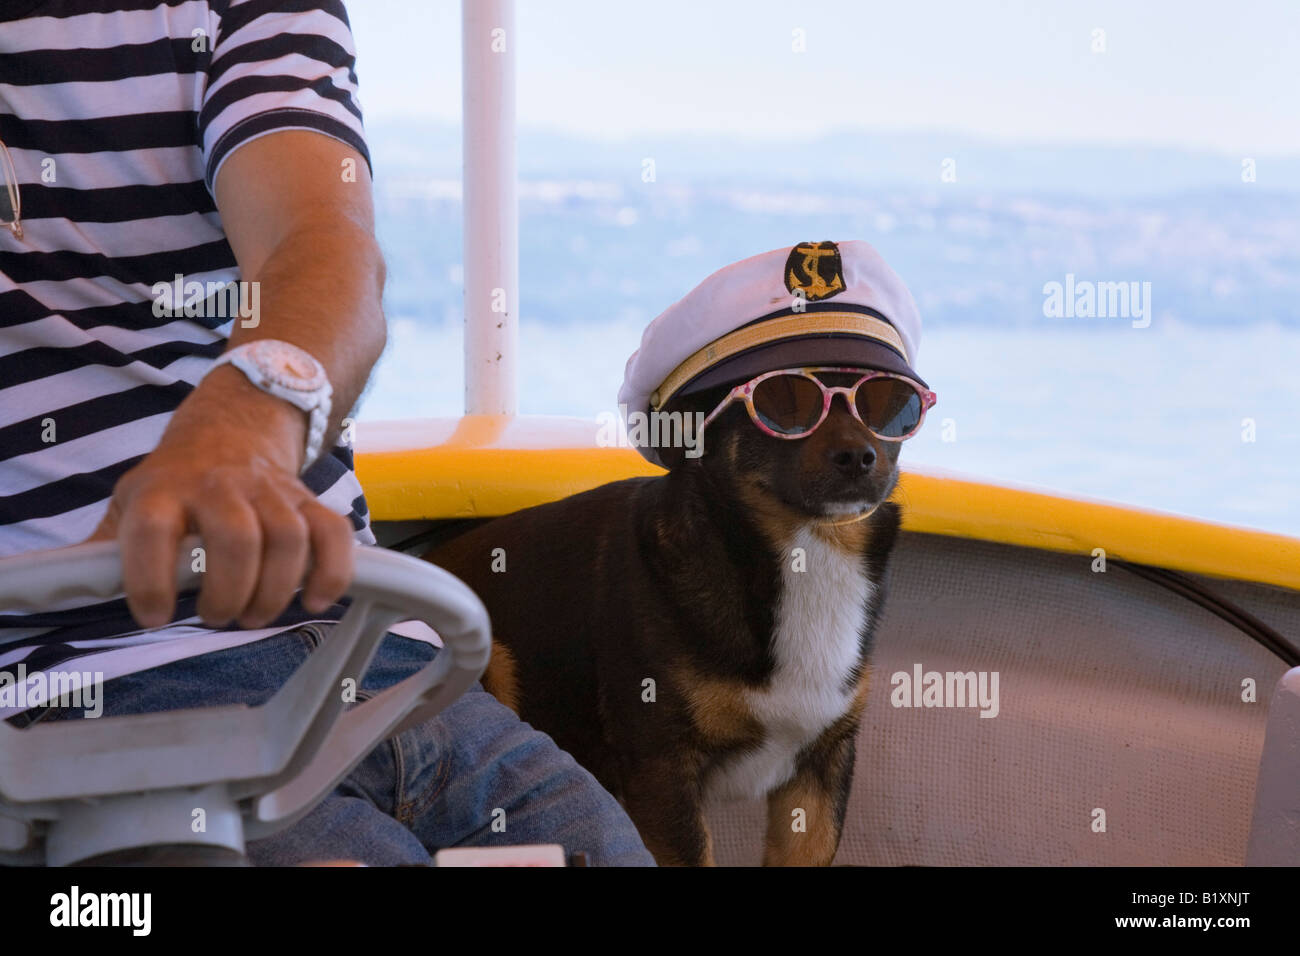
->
<box><xmin>707</xmin><ymin>527</ymin><xmax>872</xmax><ymax>802</ymax></box>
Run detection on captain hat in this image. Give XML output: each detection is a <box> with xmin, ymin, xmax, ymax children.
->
<box><xmin>618</xmin><ymin>239</ymin><xmax>926</xmax><ymax>466</ymax></box>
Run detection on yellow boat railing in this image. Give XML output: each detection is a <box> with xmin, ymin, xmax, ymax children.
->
<box><xmin>355</xmin><ymin>415</ymin><xmax>1300</xmax><ymax>593</ymax></box>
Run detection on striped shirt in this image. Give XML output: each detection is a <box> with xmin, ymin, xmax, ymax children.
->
<box><xmin>0</xmin><ymin>0</ymin><xmax>377</xmax><ymax>701</ymax></box>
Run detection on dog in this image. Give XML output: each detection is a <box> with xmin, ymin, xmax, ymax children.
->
<box><xmin>426</xmin><ymin>368</ymin><xmax>913</xmax><ymax>866</ymax></box>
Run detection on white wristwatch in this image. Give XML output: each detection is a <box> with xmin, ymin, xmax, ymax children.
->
<box><xmin>209</xmin><ymin>340</ymin><xmax>333</xmax><ymax>473</ymax></box>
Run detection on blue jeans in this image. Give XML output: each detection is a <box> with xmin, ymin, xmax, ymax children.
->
<box><xmin>9</xmin><ymin>625</ymin><xmax>655</xmax><ymax>867</ymax></box>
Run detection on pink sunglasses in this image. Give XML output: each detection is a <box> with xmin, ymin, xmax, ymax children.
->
<box><xmin>700</xmin><ymin>366</ymin><xmax>937</xmax><ymax>445</ymax></box>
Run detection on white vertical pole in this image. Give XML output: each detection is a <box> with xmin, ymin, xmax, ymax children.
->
<box><xmin>462</xmin><ymin>0</ymin><xmax>518</xmax><ymax>415</ymax></box>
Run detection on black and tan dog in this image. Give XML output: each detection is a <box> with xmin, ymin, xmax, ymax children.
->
<box><xmin>427</xmin><ymin>374</ymin><xmax>907</xmax><ymax>866</ymax></box>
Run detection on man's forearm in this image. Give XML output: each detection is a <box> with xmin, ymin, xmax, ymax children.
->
<box><xmin>92</xmin><ymin>133</ymin><xmax>385</xmax><ymax>629</ymax></box>
<box><xmin>162</xmin><ymin>220</ymin><xmax>387</xmax><ymax>472</ymax></box>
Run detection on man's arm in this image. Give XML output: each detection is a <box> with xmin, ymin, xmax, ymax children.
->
<box><xmin>94</xmin><ymin>130</ymin><xmax>387</xmax><ymax>631</ymax></box>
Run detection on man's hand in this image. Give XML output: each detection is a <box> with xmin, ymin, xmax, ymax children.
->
<box><xmin>90</xmin><ymin>130</ymin><xmax>385</xmax><ymax>630</ymax></box>
<box><xmin>89</xmin><ymin>365</ymin><xmax>356</xmax><ymax>629</ymax></box>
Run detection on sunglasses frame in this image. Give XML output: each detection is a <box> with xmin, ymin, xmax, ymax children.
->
<box><xmin>0</xmin><ymin>137</ymin><xmax>22</xmax><ymax>239</ymax></box>
<box><xmin>700</xmin><ymin>365</ymin><xmax>937</xmax><ymax>447</ymax></box>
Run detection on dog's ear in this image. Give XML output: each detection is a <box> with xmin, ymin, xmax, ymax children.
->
<box><xmin>658</xmin><ymin>385</ymin><xmax>735</xmax><ymax>471</ymax></box>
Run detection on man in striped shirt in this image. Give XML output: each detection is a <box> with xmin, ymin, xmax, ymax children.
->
<box><xmin>0</xmin><ymin>0</ymin><xmax>652</xmax><ymax>866</ymax></box>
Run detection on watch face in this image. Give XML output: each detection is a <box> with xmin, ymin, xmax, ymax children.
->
<box><xmin>247</xmin><ymin>339</ymin><xmax>327</xmax><ymax>392</ymax></box>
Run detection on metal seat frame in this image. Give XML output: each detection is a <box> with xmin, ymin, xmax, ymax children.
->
<box><xmin>0</xmin><ymin>541</ymin><xmax>489</xmax><ymax>866</ymax></box>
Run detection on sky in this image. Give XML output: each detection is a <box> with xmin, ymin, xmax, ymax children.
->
<box><xmin>347</xmin><ymin>0</ymin><xmax>1300</xmax><ymax>156</ymax></box>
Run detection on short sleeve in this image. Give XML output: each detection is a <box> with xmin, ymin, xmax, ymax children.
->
<box><xmin>199</xmin><ymin>0</ymin><xmax>373</xmax><ymax>193</ymax></box>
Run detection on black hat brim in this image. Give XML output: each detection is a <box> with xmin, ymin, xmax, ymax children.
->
<box><xmin>674</xmin><ymin>334</ymin><xmax>926</xmax><ymax>402</ymax></box>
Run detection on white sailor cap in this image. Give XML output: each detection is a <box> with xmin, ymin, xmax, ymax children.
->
<box><xmin>618</xmin><ymin>240</ymin><xmax>925</xmax><ymax>466</ymax></box>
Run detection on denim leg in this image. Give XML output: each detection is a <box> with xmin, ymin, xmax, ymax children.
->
<box><xmin>390</xmin><ymin>681</ymin><xmax>657</xmax><ymax>867</ymax></box>
<box><xmin>320</xmin><ymin>631</ymin><xmax>656</xmax><ymax>867</ymax></box>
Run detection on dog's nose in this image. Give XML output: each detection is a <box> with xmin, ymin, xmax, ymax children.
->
<box><xmin>829</xmin><ymin>440</ymin><xmax>876</xmax><ymax>477</ymax></box>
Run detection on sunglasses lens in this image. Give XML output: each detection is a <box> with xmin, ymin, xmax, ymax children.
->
<box><xmin>0</xmin><ymin>187</ymin><xmax>13</xmax><ymax>223</ymax></box>
<box><xmin>856</xmin><ymin>378</ymin><xmax>923</xmax><ymax>438</ymax></box>
<box><xmin>752</xmin><ymin>374</ymin><xmax>824</xmax><ymax>435</ymax></box>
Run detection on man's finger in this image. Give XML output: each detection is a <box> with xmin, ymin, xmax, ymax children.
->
<box><xmin>299</xmin><ymin>500</ymin><xmax>355</xmax><ymax>614</ymax></box>
<box><xmin>118</xmin><ymin>490</ymin><xmax>187</xmax><ymax>629</ymax></box>
<box><xmin>192</xmin><ymin>480</ymin><xmax>262</xmax><ymax>626</ymax></box>
<box><xmin>240</xmin><ymin>484</ymin><xmax>311</xmax><ymax>628</ymax></box>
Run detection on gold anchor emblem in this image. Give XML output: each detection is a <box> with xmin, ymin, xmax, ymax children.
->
<box><xmin>784</xmin><ymin>241</ymin><xmax>845</xmax><ymax>301</ymax></box>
